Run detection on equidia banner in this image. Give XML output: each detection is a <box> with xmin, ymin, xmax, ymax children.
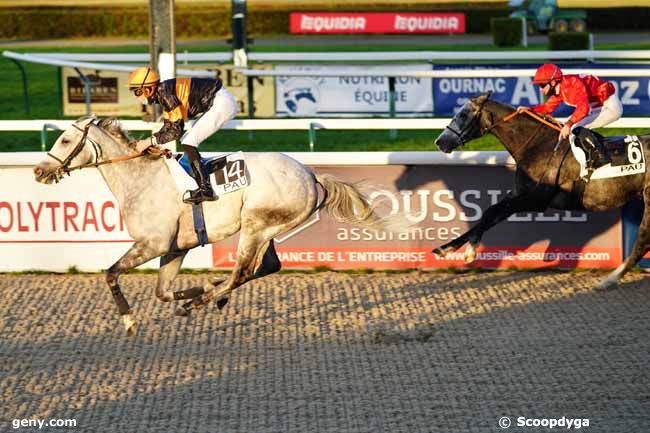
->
<box><xmin>432</xmin><ymin>63</ymin><xmax>650</xmax><ymax>116</ymax></box>
<box><xmin>290</xmin><ymin>12</ymin><xmax>466</xmax><ymax>34</ymax></box>
<box><xmin>275</xmin><ymin>64</ymin><xmax>433</xmax><ymax>117</ymax></box>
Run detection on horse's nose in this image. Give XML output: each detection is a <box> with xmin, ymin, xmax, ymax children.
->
<box><xmin>33</xmin><ymin>166</ymin><xmax>43</xmax><ymax>177</ymax></box>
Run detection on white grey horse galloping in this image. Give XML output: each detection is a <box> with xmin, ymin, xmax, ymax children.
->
<box><xmin>34</xmin><ymin>117</ymin><xmax>395</xmax><ymax>334</ymax></box>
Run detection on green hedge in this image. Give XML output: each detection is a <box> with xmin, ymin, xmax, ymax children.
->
<box><xmin>0</xmin><ymin>5</ymin><xmax>647</xmax><ymax>40</ymax></box>
<box><xmin>548</xmin><ymin>32</ymin><xmax>591</xmax><ymax>51</ymax></box>
<box><xmin>490</xmin><ymin>17</ymin><xmax>524</xmax><ymax>47</ymax></box>
<box><xmin>0</xmin><ymin>5</ymin><xmax>509</xmax><ymax>39</ymax></box>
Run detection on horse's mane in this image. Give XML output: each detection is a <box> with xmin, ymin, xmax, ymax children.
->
<box><xmin>97</xmin><ymin>117</ymin><xmax>136</xmax><ymax>150</ymax></box>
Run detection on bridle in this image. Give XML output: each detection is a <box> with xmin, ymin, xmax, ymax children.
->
<box><xmin>443</xmin><ymin>104</ymin><xmax>485</xmax><ymax>146</ymax></box>
<box><xmin>46</xmin><ymin>120</ymin><xmax>146</xmax><ymax>183</ymax></box>
<box><xmin>446</xmin><ymin>96</ymin><xmax>564</xmax><ymax>147</ymax></box>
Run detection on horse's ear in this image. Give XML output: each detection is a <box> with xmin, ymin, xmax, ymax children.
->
<box><xmin>76</xmin><ymin>114</ymin><xmax>97</xmax><ymax>128</ymax></box>
<box><xmin>474</xmin><ymin>91</ymin><xmax>492</xmax><ymax>106</ymax></box>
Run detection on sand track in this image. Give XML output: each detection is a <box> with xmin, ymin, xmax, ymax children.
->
<box><xmin>1</xmin><ymin>271</ymin><xmax>649</xmax><ymax>432</ymax></box>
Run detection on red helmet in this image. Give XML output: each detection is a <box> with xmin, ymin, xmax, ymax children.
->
<box><xmin>532</xmin><ymin>64</ymin><xmax>563</xmax><ymax>85</ymax></box>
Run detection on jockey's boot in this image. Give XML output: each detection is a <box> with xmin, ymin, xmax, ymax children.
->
<box><xmin>183</xmin><ymin>145</ymin><xmax>217</xmax><ymax>204</ymax></box>
<box><xmin>575</xmin><ymin>127</ymin><xmax>612</xmax><ymax>171</ymax></box>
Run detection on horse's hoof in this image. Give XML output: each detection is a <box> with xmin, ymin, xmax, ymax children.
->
<box><xmin>216</xmin><ymin>297</ymin><xmax>229</xmax><ymax>310</ymax></box>
<box><xmin>126</xmin><ymin>323</ymin><xmax>138</xmax><ymax>336</ymax></box>
<box><xmin>432</xmin><ymin>247</ymin><xmax>446</xmax><ymax>258</ymax></box>
<box><xmin>173</xmin><ymin>286</ymin><xmax>204</xmax><ymax>301</ymax></box>
<box><xmin>210</xmin><ymin>277</ymin><xmax>226</xmax><ymax>286</ymax></box>
<box><xmin>596</xmin><ymin>279</ymin><xmax>618</xmax><ymax>291</ymax></box>
<box><xmin>122</xmin><ymin>314</ymin><xmax>137</xmax><ymax>335</ymax></box>
<box><xmin>464</xmin><ymin>245</ymin><xmax>476</xmax><ymax>264</ymax></box>
<box><xmin>175</xmin><ymin>306</ymin><xmax>191</xmax><ymax>317</ymax></box>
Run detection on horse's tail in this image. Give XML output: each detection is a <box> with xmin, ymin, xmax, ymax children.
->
<box><xmin>314</xmin><ymin>174</ymin><xmax>411</xmax><ymax>232</ymax></box>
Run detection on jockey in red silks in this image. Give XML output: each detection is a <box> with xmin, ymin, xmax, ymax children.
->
<box><xmin>518</xmin><ymin>63</ymin><xmax>623</xmax><ymax>169</ymax></box>
<box><xmin>127</xmin><ymin>67</ymin><xmax>237</xmax><ymax>204</ymax></box>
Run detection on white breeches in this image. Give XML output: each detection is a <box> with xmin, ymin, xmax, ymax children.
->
<box><xmin>571</xmin><ymin>93</ymin><xmax>623</xmax><ymax>131</ymax></box>
<box><xmin>181</xmin><ymin>87</ymin><xmax>237</xmax><ymax>148</ymax></box>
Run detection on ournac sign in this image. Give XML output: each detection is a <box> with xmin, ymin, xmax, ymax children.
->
<box><xmin>290</xmin><ymin>12</ymin><xmax>466</xmax><ymax>34</ymax></box>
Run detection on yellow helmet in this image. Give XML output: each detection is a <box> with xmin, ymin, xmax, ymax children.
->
<box><xmin>127</xmin><ymin>67</ymin><xmax>160</xmax><ymax>89</ymax></box>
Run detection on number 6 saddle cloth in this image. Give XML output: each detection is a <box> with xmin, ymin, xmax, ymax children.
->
<box><xmin>570</xmin><ymin>134</ymin><xmax>646</xmax><ymax>180</ymax></box>
<box><xmin>172</xmin><ymin>151</ymin><xmax>249</xmax><ymax>196</ymax></box>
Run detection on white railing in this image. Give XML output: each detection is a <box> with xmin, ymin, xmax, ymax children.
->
<box><xmin>1</xmin><ymin>117</ymin><xmax>648</xmax><ymax>133</ymax></box>
<box><xmin>5</xmin><ymin>50</ymin><xmax>650</xmax><ymax>78</ymax></box>
<box><xmin>3</xmin><ymin>118</ymin><xmax>648</xmax><ymax>153</ymax></box>
<box><xmin>240</xmin><ymin>68</ymin><xmax>650</xmax><ymax>79</ymax></box>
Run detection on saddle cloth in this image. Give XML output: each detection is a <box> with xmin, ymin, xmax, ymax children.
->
<box><xmin>570</xmin><ymin>134</ymin><xmax>645</xmax><ymax>180</ymax></box>
<box><xmin>166</xmin><ymin>151</ymin><xmax>249</xmax><ymax>196</ymax></box>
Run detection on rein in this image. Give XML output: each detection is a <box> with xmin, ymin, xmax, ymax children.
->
<box><xmin>483</xmin><ymin>108</ymin><xmax>563</xmax><ymax>134</ymax></box>
<box><xmin>47</xmin><ymin>122</ymin><xmax>146</xmax><ymax>180</ymax></box>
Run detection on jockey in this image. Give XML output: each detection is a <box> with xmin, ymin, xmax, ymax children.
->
<box><xmin>518</xmin><ymin>63</ymin><xmax>623</xmax><ymax>169</ymax></box>
<box><xmin>127</xmin><ymin>66</ymin><xmax>237</xmax><ymax>204</ymax></box>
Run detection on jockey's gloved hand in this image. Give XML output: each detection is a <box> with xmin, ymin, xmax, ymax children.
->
<box><xmin>132</xmin><ymin>138</ymin><xmax>172</xmax><ymax>159</ymax></box>
<box><xmin>560</xmin><ymin>124</ymin><xmax>571</xmax><ymax>140</ymax></box>
<box><xmin>144</xmin><ymin>146</ymin><xmax>172</xmax><ymax>160</ymax></box>
<box><xmin>134</xmin><ymin>138</ymin><xmax>154</xmax><ymax>153</ymax></box>
<box><xmin>516</xmin><ymin>106</ymin><xmax>528</xmax><ymax>113</ymax></box>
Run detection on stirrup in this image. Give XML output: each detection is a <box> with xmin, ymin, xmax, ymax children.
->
<box><xmin>183</xmin><ymin>188</ymin><xmax>217</xmax><ymax>204</ymax></box>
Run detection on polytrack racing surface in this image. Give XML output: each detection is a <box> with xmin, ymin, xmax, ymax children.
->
<box><xmin>1</xmin><ymin>271</ymin><xmax>649</xmax><ymax>432</ymax></box>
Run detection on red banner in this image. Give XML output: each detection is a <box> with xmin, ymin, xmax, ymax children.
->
<box><xmin>290</xmin><ymin>12</ymin><xmax>466</xmax><ymax>34</ymax></box>
<box><xmin>214</xmin><ymin>246</ymin><xmax>621</xmax><ymax>270</ymax></box>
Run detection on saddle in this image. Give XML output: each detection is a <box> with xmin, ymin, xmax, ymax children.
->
<box><xmin>569</xmin><ymin>128</ymin><xmax>645</xmax><ymax>182</ymax></box>
<box><xmin>175</xmin><ymin>152</ymin><xmax>248</xmax><ymax>194</ymax></box>
<box><xmin>175</xmin><ymin>153</ymin><xmax>226</xmax><ymax>176</ymax></box>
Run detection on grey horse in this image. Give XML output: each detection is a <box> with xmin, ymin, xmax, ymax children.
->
<box><xmin>34</xmin><ymin>117</ymin><xmax>397</xmax><ymax>334</ymax></box>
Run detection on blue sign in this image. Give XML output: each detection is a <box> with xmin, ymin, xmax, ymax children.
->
<box><xmin>432</xmin><ymin>63</ymin><xmax>650</xmax><ymax>117</ymax></box>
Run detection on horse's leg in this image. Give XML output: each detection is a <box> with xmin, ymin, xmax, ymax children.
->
<box><xmin>175</xmin><ymin>233</ymin><xmax>266</xmax><ymax>317</ymax></box>
<box><xmin>210</xmin><ymin>238</ymin><xmax>282</xmax><ymax>310</ymax></box>
<box><xmin>106</xmin><ymin>241</ymin><xmax>165</xmax><ymax>334</ymax></box>
<box><xmin>598</xmin><ymin>195</ymin><xmax>650</xmax><ymax>290</ymax></box>
<box><xmin>153</xmin><ymin>250</ymin><xmax>204</xmax><ymax>302</ymax></box>
<box><xmin>253</xmin><ymin>239</ymin><xmax>282</xmax><ymax>278</ymax></box>
<box><xmin>434</xmin><ymin>193</ymin><xmax>544</xmax><ymax>263</ymax></box>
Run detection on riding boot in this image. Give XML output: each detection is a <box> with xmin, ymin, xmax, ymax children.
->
<box><xmin>575</xmin><ymin>127</ymin><xmax>612</xmax><ymax>170</ymax></box>
<box><xmin>183</xmin><ymin>145</ymin><xmax>217</xmax><ymax>204</ymax></box>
